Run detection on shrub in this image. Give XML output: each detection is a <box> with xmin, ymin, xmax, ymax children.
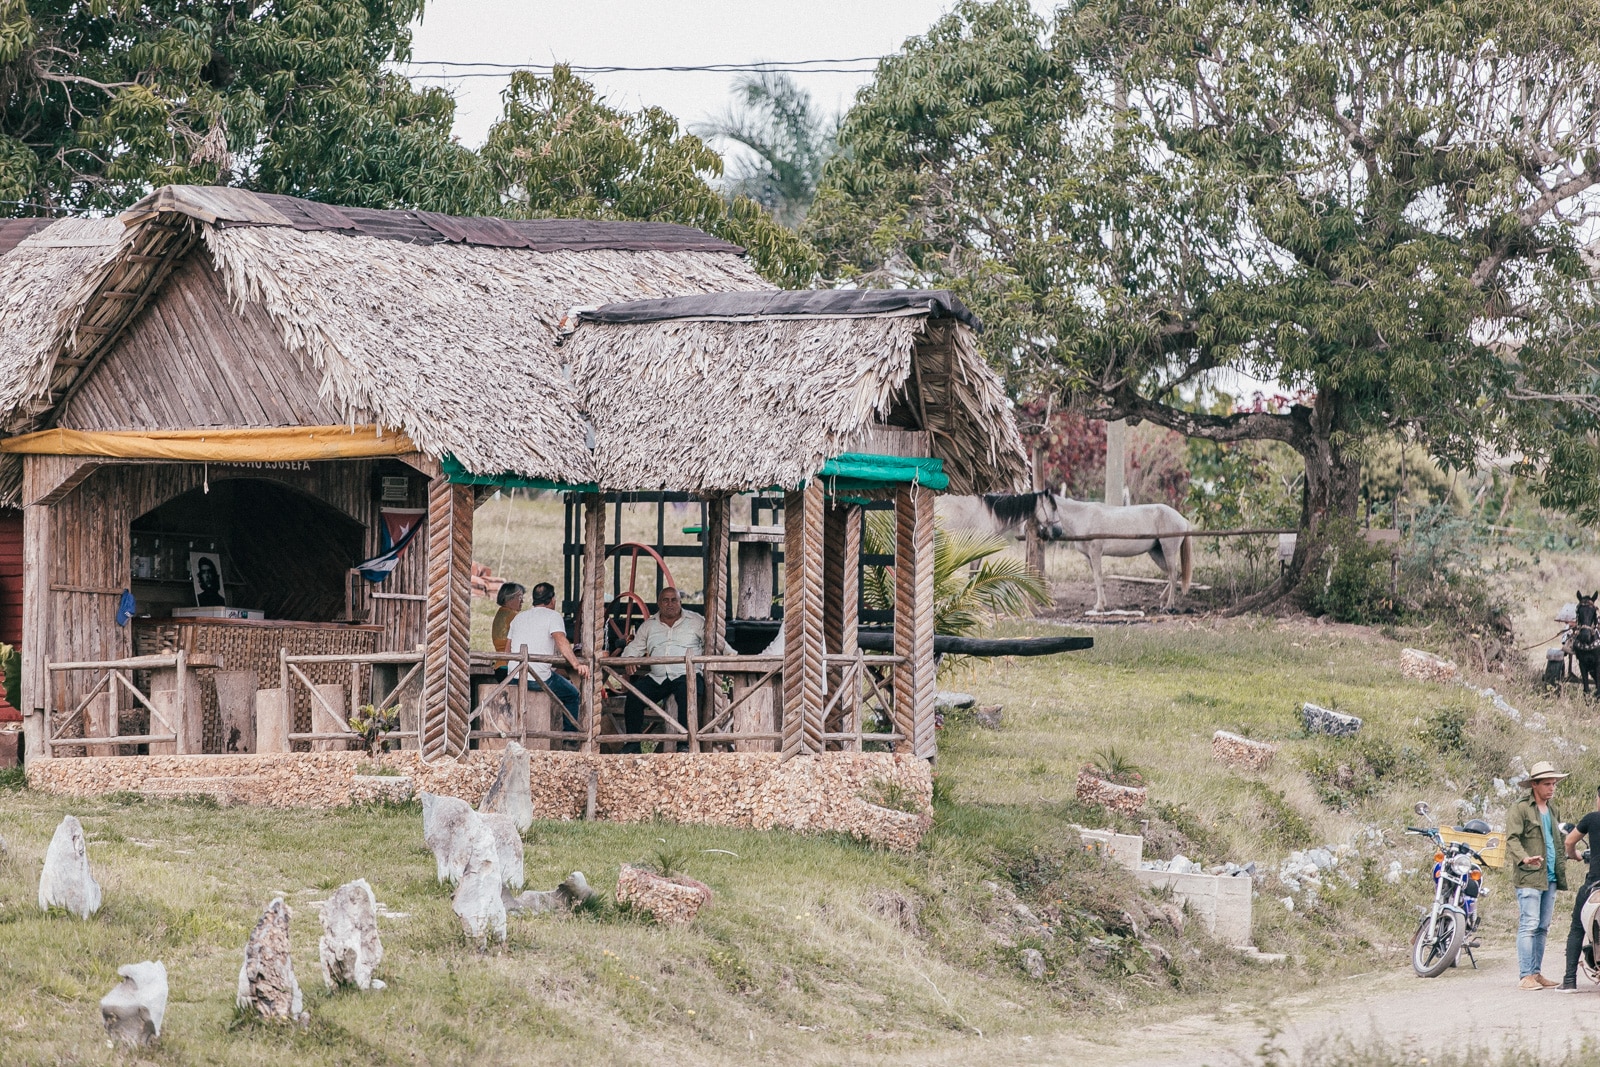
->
<box><xmin>1305</xmin><ymin>520</ymin><xmax>1396</xmax><ymax>623</ymax></box>
<box><xmin>1300</xmin><ymin>736</ymin><xmax>1426</xmax><ymax>809</ymax></box>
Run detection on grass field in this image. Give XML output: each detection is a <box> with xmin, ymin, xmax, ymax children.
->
<box><xmin>8</xmin><ymin>602</ymin><xmax>1590</xmax><ymax>1064</ymax></box>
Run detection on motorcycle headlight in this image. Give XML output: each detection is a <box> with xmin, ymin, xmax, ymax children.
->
<box><xmin>1451</xmin><ymin>857</ymin><xmax>1474</xmax><ymax>876</ymax></box>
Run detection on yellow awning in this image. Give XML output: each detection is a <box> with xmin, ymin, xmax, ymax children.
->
<box><xmin>0</xmin><ymin>425</ymin><xmax>417</xmax><ymax>461</ymax></box>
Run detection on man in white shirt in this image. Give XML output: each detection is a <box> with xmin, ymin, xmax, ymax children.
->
<box><xmin>503</xmin><ymin>582</ymin><xmax>589</xmax><ymax>734</ymax></box>
<box><xmin>617</xmin><ymin>586</ymin><xmax>719</xmax><ymax>752</ymax></box>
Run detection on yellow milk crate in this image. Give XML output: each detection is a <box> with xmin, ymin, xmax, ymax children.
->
<box><xmin>1439</xmin><ymin>828</ymin><xmax>1505</xmax><ymax>869</ymax></box>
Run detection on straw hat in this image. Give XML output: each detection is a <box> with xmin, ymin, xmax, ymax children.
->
<box><xmin>1527</xmin><ymin>761</ymin><xmax>1570</xmax><ymax>784</ymax></box>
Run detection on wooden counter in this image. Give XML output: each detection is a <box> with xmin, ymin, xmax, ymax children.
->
<box><xmin>134</xmin><ymin>618</ymin><xmax>383</xmax><ymax>752</ymax></box>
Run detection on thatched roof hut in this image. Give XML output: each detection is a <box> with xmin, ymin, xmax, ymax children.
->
<box><xmin>0</xmin><ymin>185</ymin><xmax>767</xmax><ymax>499</ymax></box>
<box><xmin>564</xmin><ymin>290</ymin><xmax>1027</xmax><ymax>495</ymax></box>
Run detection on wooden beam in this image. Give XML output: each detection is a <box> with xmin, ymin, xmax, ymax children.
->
<box><xmin>781</xmin><ymin>483</ymin><xmax>827</xmax><ymax>759</ymax></box>
<box><xmin>421</xmin><ymin>477</ymin><xmax>474</xmax><ymax>759</ymax></box>
<box><xmin>893</xmin><ymin>484</ymin><xmax>937</xmax><ymax>760</ymax></box>
<box><xmin>580</xmin><ymin>494</ymin><xmax>606</xmax><ymax>754</ymax></box>
<box><xmin>20</xmin><ymin>501</ymin><xmax>48</xmax><ymax>760</ymax></box>
<box><xmin>22</xmin><ymin>453</ymin><xmax>100</xmax><ymax>507</ymax></box>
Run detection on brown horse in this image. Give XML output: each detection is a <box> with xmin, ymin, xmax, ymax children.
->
<box><xmin>1575</xmin><ymin>591</ymin><xmax>1600</xmax><ymax>698</ymax></box>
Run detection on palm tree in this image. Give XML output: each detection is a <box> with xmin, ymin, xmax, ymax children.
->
<box><xmin>695</xmin><ymin>71</ymin><xmax>838</xmax><ymax>226</ymax></box>
<box><xmin>860</xmin><ymin>514</ymin><xmax>1051</xmax><ymax>637</ymax></box>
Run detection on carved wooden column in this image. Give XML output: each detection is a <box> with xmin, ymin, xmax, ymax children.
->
<box><xmin>421</xmin><ymin>477</ymin><xmax>474</xmax><ymax>760</ymax></box>
<box><xmin>822</xmin><ymin>502</ymin><xmax>861</xmax><ymax>745</ymax></box>
<box><xmin>893</xmin><ymin>484</ymin><xmax>937</xmax><ymax>759</ymax></box>
<box><xmin>781</xmin><ymin>482</ymin><xmax>826</xmax><ymax>759</ymax></box>
<box><xmin>702</xmin><ymin>496</ymin><xmax>731</xmax><ymax>656</ymax></box>
<box><xmin>580</xmin><ymin>493</ymin><xmax>606</xmax><ymax>754</ymax></box>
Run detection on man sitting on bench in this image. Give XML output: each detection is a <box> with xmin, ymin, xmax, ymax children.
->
<box><xmin>505</xmin><ymin>582</ymin><xmax>588</xmax><ymax>734</ymax></box>
<box><xmin>617</xmin><ymin>586</ymin><xmax>725</xmax><ymax>752</ymax></box>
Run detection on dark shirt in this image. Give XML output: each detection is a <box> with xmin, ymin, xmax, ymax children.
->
<box><xmin>1578</xmin><ymin>811</ymin><xmax>1600</xmax><ymax>884</ymax></box>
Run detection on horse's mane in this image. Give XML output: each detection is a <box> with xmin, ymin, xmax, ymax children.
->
<box><xmin>983</xmin><ymin>492</ymin><xmax>1047</xmax><ymax>526</ymax></box>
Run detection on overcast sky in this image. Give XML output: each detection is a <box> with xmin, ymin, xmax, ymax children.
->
<box><xmin>407</xmin><ymin>1</ymin><xmax>1050</xmax><ymax>148</ymax></box>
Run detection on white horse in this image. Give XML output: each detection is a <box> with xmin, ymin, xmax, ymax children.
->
<box><xmin>978</xmin><ymin>492</ymin><xmax>1194</xmax><ymax>612</ymax></box>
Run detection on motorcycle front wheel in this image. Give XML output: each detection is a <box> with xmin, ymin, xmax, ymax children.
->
<box><xmin>1412</xmin><ymin>911</ymin><xmax>1464</xmax><ymax>978</ymax></box>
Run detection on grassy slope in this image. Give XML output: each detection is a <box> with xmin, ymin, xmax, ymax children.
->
<box><xmin>2</xmin><ymin>612</ymin><xmax>1594</xmax><ymax>1064</ymax></box>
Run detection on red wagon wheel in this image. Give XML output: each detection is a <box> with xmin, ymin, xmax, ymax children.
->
<box><xmin>604</xmin><ymin>542</ymin><xmax>676</xmax><ymax>648</ymax></box>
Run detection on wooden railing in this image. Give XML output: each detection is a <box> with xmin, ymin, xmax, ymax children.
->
<box><xmin>43</xmin><ymin>653</ymin><xmax>187</xmax><ymax>755</ymax></box>
<box><xmin>466</xmin><ymin>650</ymin><xmax>585</xmax><ymax>746</ymax></box>
<box><xmin>279</xmin><ymin>649</ymin><xmax>423</xmax><ymax>748</ymax></box>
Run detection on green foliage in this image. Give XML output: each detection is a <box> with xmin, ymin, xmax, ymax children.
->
<box><xmin>0</xmin><ymin>643</ymin><xmax>19</xmax><ymax>712</ymax></box>
<box><xmin>646</xmin><ymin>844</ymin><xmax>691</xmax><ymax>880</ymax></box>
<box><xmin>810</xmin><ymin>0</ymin><xmax>1600</xmax><ymax>548</ymax></box>
<box><xmin>346</xmin><ymin>704</ymin><xmax>399</xmax><ymax>759</ymax></box>
<box><xmin>1300</xmin><ymin>737</ymin><xmax>1426</xmax><ymax>810</ymax></box>
<box><xmin>478</xmin><ymin>67</ymin><xmax>817</xmax><ymax>286</ymax></box>
<box><xmin>1419</xmin><ymin>705</ymin><xmax>1468</xmax><ymax>754</ymax></box>
<box><xmin>1087</xmin><ymin>746</ymin><xmax>1144</xmax><ymax>787</ymax></box>
<box><xmin>861</xmin><ymin>513</ymin><xmax>1050</xmax><ymax>638</ymax></box>
<box><xmin>695</xmin><ymin>71</ymin><xmax>837</xmax><ymax>225</ymax></box>
<box><xmin>863</xmin><ymin>778</ymin><xmax>920</xmax><ymax>814</ymax></box>
<box><xmin>1304</xmin><ymin>520</ymin><xmax>1396</xmax><ymax>623</ymax></box>
<box><xmin>0</xmin><ymin>764</ymin><xmax>24</xmax><ymax>791</ymax></box>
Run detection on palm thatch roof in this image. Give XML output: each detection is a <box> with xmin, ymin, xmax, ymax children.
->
<box><xmin>565</xmin><ymin>291</ymin><xmax>1028</xmax><ymax>495</ymax></box>
<box><xmin>0</xmin><ymin>186</ymin><xmax>1026</xmax><ymax>500</ymax></box>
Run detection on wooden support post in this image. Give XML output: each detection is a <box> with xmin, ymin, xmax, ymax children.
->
<box><xmin>422</xmin><ymin>477</ymin><xmax>474</xmax><ymax>760</ymax></box>
<box><xmin>20</xmin><ymin>500</ymin><xmax>48</xmax><ymax>762</ymax></box>
<box><xmin>703</xmin><ymin>495</ymin><xmax>730</xmax><ymax>652</ymax></box>
<box><xmin>737</xmin><ymin>542</ymin><xmax>774</xmax><ymax>618</ymax></box>
<box><xmin>580</xmin><ymin>494</ymin><xmax>606</xmax><ymax>754</ymax></box>
<box><xmin>781</xmin><ymin>482</ymin><xmax>827</xmax><ymax>759</ymax></box>
<box><xmin>256</xmin><ymin>688</ymin><xmax>290</xmax><ymax>753</ymax></box>
<box><xmin>822</xmin><ymin>503</ymin><xmax>861</xmax><ymax>745</ymax></box>
<box><xmin>893</xmin><ymin>484</ymin><xmax>937</xmax><ymax>759</ymax></box>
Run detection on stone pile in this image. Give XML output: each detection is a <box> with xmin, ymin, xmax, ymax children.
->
<box><xmin>37</xmin><ymin>815</ymin><xmax>101</xmax><ymax>919</ymax></box>
<box><xmin>616</xmin><ymin>864</ymin><xmax>713</xmax><ymax>925</ymax></box>
<box><xmin>1212</xmin><ymin>730</ymin><xmax>1275</xmax><ymax>770</ymax></box>
<box><xmin>1300</xmin><ymin>702</ymin><xmax>1362</xmax><ymax>737</ymax></box>
<box><xmin>1400</xmin><ymin>648</ymin><xmax>1458</xmax><ymax>683</ymax></box>
<box><xmin>845</xmin><ymin>800</ymin><xmax>932</xmax><ymax>853</ymax></box>
<box><xmin>237</xmin><ymin>898</ymin><xmax>307</xmax><ymax>1024</ymax></box>
<box><xmin>99</xmin><ymin>961</ymin><xmax>167</xmax><ymax>1047</ymax></box>
<box><xmin>318</xmin><ymin>879</ymin><xmax>384</xmax><ymax>991</ymax></box>
<box><xmin>421</xmin><ymin>792</ymin><xmax>509</xmax><ymax>945</ymax></box>
<box><xmin>1075</xmin><ymin>770</ymin><xmax>1146</xmax><ymax>815</ymax></box>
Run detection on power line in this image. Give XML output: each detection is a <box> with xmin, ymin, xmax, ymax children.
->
<box><xmin>398</xmin><ymin>57</ymin><xmax>886</xmax><ymax>77</ymax></box>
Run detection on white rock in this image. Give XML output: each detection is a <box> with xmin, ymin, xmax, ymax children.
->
<box><xmin>478</xmin><ymin>741</ymin><xmax>533</xmax><ymax>833</ymax></box>
<box><xmin>479</xmin><ymin>812</ymin><xmax>525</xmax><ymax>891</ymax></box>
<box><xmin>318</xmin><ymin>879</ymin><xmax>383</xmax><ymax>991</ymax></box>
<box><xmin>451</xmin><ymin>812</ymin><xmax>506</xmax><ymax>946</ymax></box>
<box><xmin>38</xmin><ymin>815</ymin><xmax>101</xmax><ymax>919</ymax></box>
<box><xmin>1019</xmin><ymin>948</ymin><xmax>1047</xmax><ymax>980</ymax></box>
<box><xmin>421</xmin><ymin>792</ymin><xmax>481</xmax><ymax>884</ymax></box>
<box><xmin>1493</xmin><ymin>778</ymin><xmax>1510</xmax><ymax>797</ymax></box>
<box><xmin>1281</xmin><ymin>897</ymin><xmax>1295</xmax><ymax>911</ymax></box>
<box><xmin>1385</xmin><ymin>860</ymin><xmax>1403</xmax><ymax>884</ymax></box>
<box><xmin>99</xmin><ymin>961</ymin><xmax>166</xmax><ymax>1046</ymax></box>
<box><xmin>237</xmin><ymin>898</ymin><xmax>305</xmax><ymax>1022</ymax></box>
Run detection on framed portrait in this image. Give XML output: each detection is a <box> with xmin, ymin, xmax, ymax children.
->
<box><xmin>190</xmin><ymin>552</ymin><xmax>226</xmax><ymax>607</ymax></box>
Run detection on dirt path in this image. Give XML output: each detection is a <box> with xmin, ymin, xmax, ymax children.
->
<box><xmin>879</xmin><ymin>945</ymin><xmax>1600</xmax><ymax>1066</ymax></box>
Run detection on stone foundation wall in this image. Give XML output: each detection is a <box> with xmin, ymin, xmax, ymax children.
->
<box><xmin>24</xmin><ymin>751</ymin><xmax>933</xmax><ymax>840</ymax></box>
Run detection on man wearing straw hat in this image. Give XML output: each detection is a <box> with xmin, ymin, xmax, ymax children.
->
<box><xmin>1506</xmin><ymin>761</ymin><xmax>1570</xmax><ymax>989</ymax></box>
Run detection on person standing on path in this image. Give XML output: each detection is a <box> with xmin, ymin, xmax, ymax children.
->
<box><xmin>1506</xmin><ymin>761</ymin><xmax>1570</xmax><ymax>990</ymax></box>
<box><xmin>1560</xmin><ymin>785</ymin><xmax>1600</xmax><ymax>991</ymax></box>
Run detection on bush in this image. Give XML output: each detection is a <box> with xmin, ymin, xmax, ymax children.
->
<box><xmin>1300</xmin><ymin>736</ymin><xmax>1426</xmax><ymax>810</ymax></box>
<box><xmin>1305</xmin><ymin>520</ymin><xmax>1396</xmax><ymax>623</ymax></box>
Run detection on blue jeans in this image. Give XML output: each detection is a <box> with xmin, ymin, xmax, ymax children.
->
<box><xmin>533</xmin><ymin>672</ymin><xmax>582</xmax><ymax>732</ymax></box>
<box><xmin>1518</xmin><ymin>885</ymin><xmax>1558</xmax><ymax>977</ymax></box>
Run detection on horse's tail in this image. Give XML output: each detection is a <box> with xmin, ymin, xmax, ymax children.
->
<box><xmin>982</xmin><ymin>491</ymin><xmax>1045</xmax><ymax>529</ymax></box>
<box><xmin>1180</xmin><ymin>531</ymin><xmax>1193</xmax><ymax>595</ymax></box>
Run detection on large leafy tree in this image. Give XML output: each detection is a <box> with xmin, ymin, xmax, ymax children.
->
<box><xmin>810</xmin><ymin>0</ymin><xmax>1600</xmax><ymax>595</ymax></box>
<box><xmin>479</xmin><ymin>68</ymin><xmax>817</xmax><ymax>285</ymax></box>
<box><xmin>0</xmin><ymin>0</ymin><xmax>479</xmax><ymax>215</ymax></box>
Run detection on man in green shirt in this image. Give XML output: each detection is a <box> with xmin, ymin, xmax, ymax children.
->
<box><xmin>1505</xmin><ymin>761</ymin><xmax>1570</xmax><ymax>989</ymax></box>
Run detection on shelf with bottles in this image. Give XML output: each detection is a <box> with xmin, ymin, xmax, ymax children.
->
<box><xmin>129</xmin><ymin>530</ymin><xmax>221</xmax><ymax>583</ymax></box>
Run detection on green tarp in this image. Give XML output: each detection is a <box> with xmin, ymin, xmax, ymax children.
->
<box><xmin>441</xmin><ymin>452</ymin><xmax>946</xmax><ymax>493</ymax></box>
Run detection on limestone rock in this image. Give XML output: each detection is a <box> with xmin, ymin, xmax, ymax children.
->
<box><xmin>1212</xmin><ymin>730</ymin><xmax>1276</xmax><ymax>770</ymax></box>
<box><xmin>236</xmin><ymin>898</ymin><xmax>306</xmax><ymax>1022</ymax></box>
<box><xmin>451</xmin><ymin>813</ymin><xmax>506</xmax><ymax>946</ymax></box>
<box><xmin>504</xmin><ymin>871</ymin><xmax>598</xmax><ymax>915</ymax></box>
<box><xmin>1300</xmin><ymin>702</ymin><xmax>1362</xmax><ymax>737</ymax></box>
<box><xmin>37</xmin><ymin>815</ymin><xmax>101</xmax><ymax>918</ymax></box>
<box><xmin>933</xmin><ymin>692</ymin><xmax>976</xmax><ymax>711</ymax></box>
<box><xmin>1075</xmin><ymin>771</ymin><xmax>1147</xmax><ymax>816</ymax></box>
<box><xmin>99</xmin><ymin>960</ymin><xmax>167</xmax><ymax>1047</ymax></box>
<box><xmin>480</xmin><ymin>811</ymin><xmax>525</xmax><ymax>890</ymax></box>
<box><xmin>421</xmin><ymin>791</ymin><xmax>481</xmax><ymax>884</ymax></box>
<box><xmin>319</xmin><ymin>879</ymin><xmax>383</xmax><ymax>991</ymax></box>
<box><xmin>616</xmin><ymin>864</ymin><xmax>712</xmax><ymax>925</ymax></box>
<box><xmin>1400</xmin><ymin>648</ymin><xmax>1458</xmax><ymax>683</ymax></box>
<box><xmin>1019</xmin><ymin>948</ymin><xmax>1047</xmax><ymax>981</ymax></box>
<box><xmin>478</xmin><ymin>741</ymin><xmax>533</xmax><ymax>832</ymax></box>
<box><xmin>847</xmin><ymin>800</ymin><xmax>932</xmax><ymax>853</ymax></box>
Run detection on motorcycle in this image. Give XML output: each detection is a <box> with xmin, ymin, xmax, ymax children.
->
<box><xmin>1405</xmin><ymin>802</ymin><xmax>1487</xmax><ymax>978</ymax></box>
<box><xmin>1573</xmin><ymin>835</ymin><xmax>1600</xmax><ymax>985</ymax></box>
